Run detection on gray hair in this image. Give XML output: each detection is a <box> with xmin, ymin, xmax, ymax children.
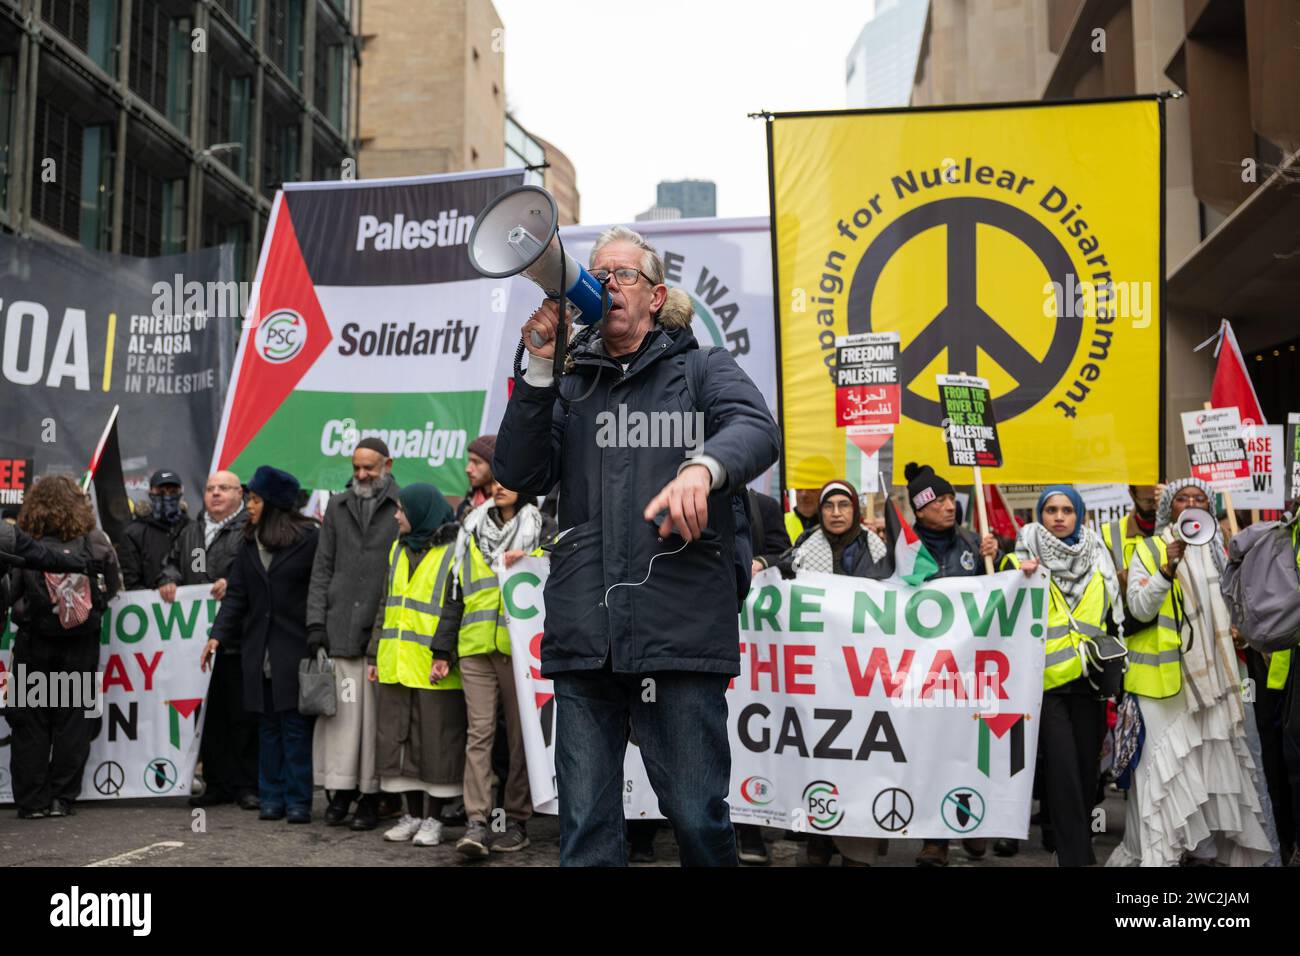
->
<box><xmin>588</xmin><ymin>225</ymin><xmax>665</xmax><ymax>285</ymax></box>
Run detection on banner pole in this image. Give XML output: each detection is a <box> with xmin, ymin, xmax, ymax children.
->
<box><xmin>1202</xmin><ymin>401</ymin><xmax>1240</xmax><ymax>536</ymax></box>
<box><xmin>972</xmin><ymin>466</ymin><xmax>994</xmax><ymax>574</ymax></box>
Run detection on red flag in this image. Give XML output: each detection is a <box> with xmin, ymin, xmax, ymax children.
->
<box><xmin>983</xmin><ymin>485</ymin><xmax>1020</xmax><ymax>542</ymax></box>
<box><xmin>1209</xmin><ymin>320</ymin><xmax>1266</xmax><ymax>427</ymax></box>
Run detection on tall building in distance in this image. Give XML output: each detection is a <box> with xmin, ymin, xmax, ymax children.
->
<box><xmin>908</xmin><ymin>0</ymin><xmax>1300</xmax><ymax>471</ymax></box>
<box><xmin>0</xmin><ymin>0</ymin><xmax>361</xmax><ymax>280</ymax></box>
<box><xmin>845</xmin><ymin>0</ymin><xmax>929</xmax><ymax>108</ymax></box>
<box><xmin>655</xmin><ymin>179</ymin><xmax>716</xmax><ymax>219</ymax></box>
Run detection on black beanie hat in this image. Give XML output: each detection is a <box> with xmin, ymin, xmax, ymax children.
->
<box><xmin>248</xmin><ymin>465</ymin><xmax>301</xmax><ymax>511</ymax></box>
<box><xmin>904</xmin><ymin>462</ymin><xmax>955</xmax><ymax>514</ymax></box>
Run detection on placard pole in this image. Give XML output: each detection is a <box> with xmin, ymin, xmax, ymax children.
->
<box><xmin>1204</xmin><ymin>401</ymin><xmax>1240</xmax><ymax>537</ymax></box>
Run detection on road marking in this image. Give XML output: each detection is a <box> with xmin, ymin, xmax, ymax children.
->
<box><xmin>86</xmin><ymin>841</ymin><xmax>185</xmax><ymax>868</ymax></box>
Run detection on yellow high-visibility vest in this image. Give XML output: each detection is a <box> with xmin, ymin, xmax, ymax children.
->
<box><xmin>376</xmin><ymin>540</ymin><xmax>462</xmax><ymax>690</ymax></box>
<box><xmin>1001</xmin><ymin>552</ymin><xmax>1109</xmax><ymax>690</ymax></box>
<box><xmin>457</xmin><ymin>536</ymin><xmax>511</xmax><ymax>659</ymax></box>
<box><xmin>1101</xmin><ymin>516</ymin><xmax>1142</xmax><ymax>573</ymax></box>
<box><xmin>784</xmin><ymin>511</ymin><xmax>807</xmax><ymax>548</ymax></box>
<box><xmin>1123</xmin><ymin>536</ymin><xmax>1183</xmax><ymax>699</ymax></box>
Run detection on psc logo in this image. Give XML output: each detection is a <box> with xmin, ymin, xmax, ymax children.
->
<box><xmin>739</xmin><ymin>775</ymin><xmax>775</xmax><ymax>806</ymax></box>
<box><xmin>255</xmin><ymin>309</ymin><xmax>307</xmax><ymax>364</ymax></box>
<box><xmin>802</xmin><ymin>779</ymin><xmax>844</xmax><ymax>831</ymax></box>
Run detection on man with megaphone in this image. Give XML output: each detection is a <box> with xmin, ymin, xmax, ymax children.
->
<box><xmin>485</xmin><ymin>217</ymin><xmax>780</xmax><ymax>867</ymax></box>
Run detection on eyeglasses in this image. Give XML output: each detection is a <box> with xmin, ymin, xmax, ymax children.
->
<box><xmin>822</xmin><ymin>500</ymin><xmax>854</xmax><ymax>514</ymax></box>
<box><xmin>590</xmin><ymin>267</ymin><xmax>655</xmax><ymax>288</ymax></box>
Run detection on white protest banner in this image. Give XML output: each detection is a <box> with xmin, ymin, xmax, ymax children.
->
<box><xmin>1078</xmin><ymin>484</ymin><xmax>1131</xmax><ymax>531</ymax></box>
<box><xmin>1181</xmin><ymin>407</ymin><xmax>1250</xmax><ymax>493</ymax></box>
<box><xmin>487</xmin><ymin>217</ymin><xmax>779</xmax><ymax>495</ymax></box>
<box><xmin>0</xmin><ymin>585</ymin><xmax>215</xmax><ymax>802</ymax></box>
<box><xmin>503</xmin><ymin>559</ymin><xmax>1048</xmax><ymax>838</ymax></box>
<box><xmin>1236</xmin><ymin>425</ymin><xmax>1285</xmax><ymax>510</ymax></box>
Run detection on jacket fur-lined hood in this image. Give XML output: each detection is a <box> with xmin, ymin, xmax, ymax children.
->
<box><xmin>655</xmin><ymin>286</ymin><xmax>695</xmax><ymax>330</ymax></box>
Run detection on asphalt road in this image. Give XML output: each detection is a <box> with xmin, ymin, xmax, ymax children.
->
<box><xmin>1</xmin><ymin>789</ymin><xmax>1127</xmax><ymax>867</ymax></box>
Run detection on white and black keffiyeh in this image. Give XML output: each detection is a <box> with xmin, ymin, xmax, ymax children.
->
<box><xmin>454</xmin><ymin>499</ymin><xmax>545</xmax><ymax>587</ymax></box>
<box><xmin>793</xmin><ymin>526</ymin><xmax>885</xmax><ymax>575</ymax></box>
<box><xmin>1015</xmin><ymin>521</ymin><xmax>1122</xmax><ymax>616</ymax></box>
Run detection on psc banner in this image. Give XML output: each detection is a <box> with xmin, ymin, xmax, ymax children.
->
<box><xmin>502</xmin><ymin>558</ymin><xmax>1048</xmax><ymax>838</ymax></box>
<box><xmin>212</xmin><ymin>168</ymin><xmax>531</xmax><ymax>496</ymax></box>
<box><xmin>0</xmin><ymin>585</ymin><xmax>215</xmax><ymax>802</ymax></box>
<box><xmin>0</xmin><ymin>234</ymin><xmax>236</xmax><ymax>513</ymax></box>
<box><xmin>769</xmin><ymin>98</ymin><xmax>1163</xmax><ymax>487</ymax></box>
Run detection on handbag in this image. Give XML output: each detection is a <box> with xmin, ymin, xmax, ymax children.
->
<box><xmin>298</xmin><ymin>647</ymin><xmax>338</xmax><ymax>716</ymax></box>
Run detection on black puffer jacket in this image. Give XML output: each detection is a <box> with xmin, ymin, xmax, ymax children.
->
<box><xmin>494</xmin><ymin>309</ymin><xmax>780</xmax><ymax>677</ymax></box>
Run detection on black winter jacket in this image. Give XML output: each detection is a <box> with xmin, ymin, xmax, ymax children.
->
<box><xmin>120</xmin><ymin>510</ymin><xmax>190</xmax><ymax>589</ymax></box>
<box><xmin>209</xmin><ymin>526</ymin><xmax>320</xmax><ymax>713</ymax></box>
<box><xmin>493</xmin><ymin>313</ymin><xmax>781</xmax><ymax>677</ymax></box>
<box><xmin>160</xmin><ymin>508</ymin><xmax>250</xmax><ymax>586</ymax></box>
<box><xmin>925</xmin><ymin>525</ymin><xmax>987</xmax><ymax>580</ymax></box>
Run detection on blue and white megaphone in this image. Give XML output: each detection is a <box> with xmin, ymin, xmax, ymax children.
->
<box><xmin>467</xmin><ymin>185</ymin><xmax>605</xmax><ymax>349</ymax></box>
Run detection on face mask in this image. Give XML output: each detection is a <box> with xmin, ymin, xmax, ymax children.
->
<box><xmin>151</xmin><ymin>492</ymin><xmax>183</xmax><ymax>524</ymax></box>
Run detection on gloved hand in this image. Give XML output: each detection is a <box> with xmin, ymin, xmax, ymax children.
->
<box><xmin>777</xmin><ymin>555</ymin><xmax>798</xmax><ymax>580</ymax></box>
<box><xmin>306</xmin><ymin>625</ymin><xmax>328</xmax><ymax>653</ymax></box>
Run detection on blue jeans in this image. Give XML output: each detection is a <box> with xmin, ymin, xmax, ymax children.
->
<box><xmin>258</xmin><ymin>707</ymin><xmax>315</xmax><ymax>814</ymax></box>
<box><xmin>553</xmin><ymin>669</ymin><xmax>736</xmax><ymax>867</ymax></box>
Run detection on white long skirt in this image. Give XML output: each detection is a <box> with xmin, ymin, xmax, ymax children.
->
<box><xmin>1106</xmin><ymin>673</ymin><xmax>1274</xmax><ymax>867</ymax></box>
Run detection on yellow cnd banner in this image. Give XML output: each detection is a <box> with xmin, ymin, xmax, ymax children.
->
<box><xmin>769</xmin><ymin>98</ymin><xmax>1163</xmax><ymax>488</ymax></box>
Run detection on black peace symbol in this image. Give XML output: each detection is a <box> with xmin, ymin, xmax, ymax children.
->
<box><xmin>94</xmin><ymin>759</ymin><xmax>125</xmax><ymax>796</ymax></box>
<box><xmin>872</xmin><ymin>787</ymin><xmax>914</xmax><ymax>832</ymax></box>
<box><xmin>848</xmin><ymin>196</ymin><xmax>1082</xmax><ymax>426</ymax></box>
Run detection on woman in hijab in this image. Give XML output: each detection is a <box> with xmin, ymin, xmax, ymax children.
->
<box><xmin>1107</xmin><ymin>478</ymin><xmax>1274</xmax><ymax>867</ymax></box>
<box><xmin>778</xmin><ymin>480</ymin><xmax>888</xmax><ymax>866</ymax></box>
<box><xmin>365</xmin><ymin>483</ymin><xmax>468</xmax><ymax>848</ymax></box>
<box><xmin>1005</xmin><ymin>485</ymin><xmax>1123</xmax><ymax>866</ymax></box>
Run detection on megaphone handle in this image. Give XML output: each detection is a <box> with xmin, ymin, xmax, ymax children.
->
<box><xmin>552</xmin><ymin>294</ymin><xmax>569</xmax><ymax>370</ymax></box>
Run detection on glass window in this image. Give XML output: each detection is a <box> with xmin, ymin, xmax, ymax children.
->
<box><xmin>167</xmin><ymin>18</ymin><xmax>193</xmax><ymax>132</ymax></box>
<box><xmin>162</xmin><ymin>179</ymin><xmax>186</xmax><ymax>254</ymax></box>
<box><xmin>0</xmin><ymin>55</ymin><xmax>14</xmax><ymax>212</ymax></box>
<box><xmin>79</xmin><ymin>124</ymin><xmax>114</xmax><ymax>251</ymax></box>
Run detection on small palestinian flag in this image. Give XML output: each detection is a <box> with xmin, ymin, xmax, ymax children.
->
<box><xmin>885</xmin><ymin>497</ymin><xmax>938</xmax><ymax>586</ymax></box>
<box><xmin>83</xmin><ymin>405</ymin><xmax>132</xmax><ymax>545</ymax></box>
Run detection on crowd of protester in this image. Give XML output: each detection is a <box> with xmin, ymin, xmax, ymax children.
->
<box><xmin>3</xmin><ymin>434</ymin><xmax>1298</xmax><ymax>868</ymax></box>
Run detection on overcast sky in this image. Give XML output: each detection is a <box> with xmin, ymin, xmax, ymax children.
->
<box><xmin>493</xmin><ymin>0</ymin><xmax>875</xmax><ymax>225</ymax></box>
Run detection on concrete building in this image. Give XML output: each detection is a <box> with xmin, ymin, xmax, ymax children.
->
<box><xmin>846</xmin><ymin>0</ymin><xmax>929</xmax><ymax>108</ymax></box>
<box><xmin>360</xmin><ymin>0</ymin><xmax>579</xmax><ymax>223</ymax></box>
<box><xmin>909</xmin><ymin>0</ymin><xmax>1300</xmax><ymax>470</ymax></box>
<box><xmin>358</xmin><ymin>0</ymin><xmax>503</xmax><ymax>179</ymax></box>
<box><xmin>0</xmin><ymin>0</ymin><xmax>360</xmax><ymax>280</ymax></box>
<box><xmin>656</xmin><ymin>178</ymin><xmax>715</xmax><ymax>219</ymax></box>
